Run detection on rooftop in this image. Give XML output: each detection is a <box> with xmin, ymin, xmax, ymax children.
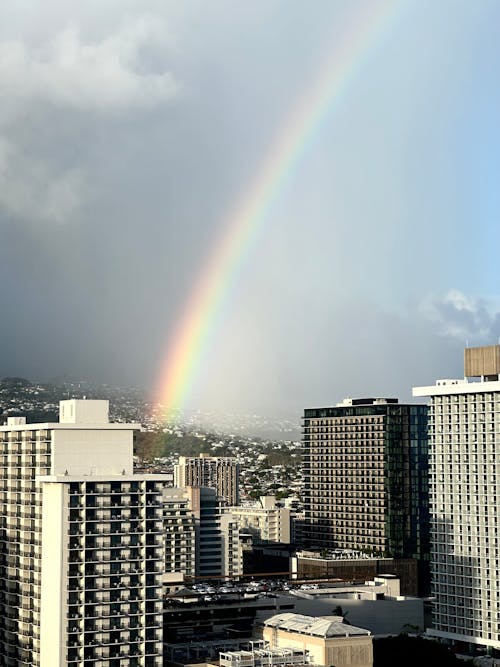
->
<box><xmin>261</xmin><ymin>613</ymin><xmax>371</xmax><ymax>638</ymax></box>
<box><xmin>336</xmin><ymin>398</ymin><xmax>398</xmax><ymax>407</ymax></box>
<box><xmin>1</xmin><ymin>399</ymin><xmax>140</xmax><ymax>431</ymax></box>
<box><xmin>413</xmin><ymin>377</ymin><xmax>500</xmax><ymax>397</ymax></box>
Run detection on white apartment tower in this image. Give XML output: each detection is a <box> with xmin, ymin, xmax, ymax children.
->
<box><xmin>230</xmin><ymin>496</ymin><xmax>291</xmax><ymax>544</ymax></box>
<box><xmin>174</xmin><ymin>454</ymin><xmax>240</xmax><ymax>506</ymax></box>
<box><xmin>0</xmin><ymin>399</ymin><xmax>168</xmax><ymax>667</ymax></box>
<box><xmin>414</xmin><ymin>345</ymin><xmax>500</xmax><ymax>651</ymax></box>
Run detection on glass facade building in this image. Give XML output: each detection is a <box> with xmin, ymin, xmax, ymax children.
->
<box><xmin>302</xmin><ymin>398</ymin><xmax>429</xmax><ymax>567</ymax></box>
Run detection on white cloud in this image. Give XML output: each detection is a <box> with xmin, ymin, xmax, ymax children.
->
<box><xmin>419</xmin><ymin>289</ymin><xmax>500</xmax><ymax>343</ymax></box>
<box><xmin>0</xmin><ymin>17</ymin><xmax>178</xmax><ymax>113</ymax></box>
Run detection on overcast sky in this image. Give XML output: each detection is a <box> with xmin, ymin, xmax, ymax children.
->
<box><xmin>1</xmin><ymin>0</ymin><xmax>500</xmax><ymax>415</ymax></box>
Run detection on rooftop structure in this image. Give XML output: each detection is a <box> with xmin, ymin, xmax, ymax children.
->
<box><xmin>261</xmin><ymin>613</ymin><xmax>371</xmax><ymax>638</ymax></box>
<box><xmin>220</xmin><ymin>642</ymin><xmax>310</xmax><ymax>667</ymax></box>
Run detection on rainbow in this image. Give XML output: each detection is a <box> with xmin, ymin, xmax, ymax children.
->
<box><xmin>154</xmin><ymin>0</ymin><xmax>401</xmax><ymax>417</ymax></box>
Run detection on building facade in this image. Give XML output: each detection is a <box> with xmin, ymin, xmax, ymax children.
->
<box><xmin>302</xmin><ymin>398</ymin><xmax>429</xmax><ymax>565</ymax></box>
<box><xmin>230</xmin><ymin>496</ymin><xmax>291</xmax><ymax>544</ymax></box>
<box><xmin>183</xmin><ymin>486</ymin><xmax>242</xmax><ymax>579</ymax></box>
<box><xmin>256</xmin><ymin>613</ymin><xmax>373</xmax><ymax>667</ymax></box>
<box><xmin>0</xmin><ymin>399</ymin><xmax>167</xmax><ymax>667</ymax></box>
<box><xmin>414</xmin><ymin>344</ymin><xmax>500</xmax><ymax>650</ymax></box>
<box><xmin>291</xmin><ymin>550</ymin><xmax>419</xmax><ymax>596</ymax></box>
<box><xmin>162</xmin><ymin>488</ymin><xmax>196</xmax><ymax>589</ymax></box>
<box><xmin>174</xmin><ymin>454</ymin><xmax>240</xmax><ymax>506</ymax></box>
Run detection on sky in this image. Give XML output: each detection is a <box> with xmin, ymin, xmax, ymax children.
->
<box><xmin>1</xmin><ymin>0</ymin><xmax>500</xmax><ymax>416</ymax></box>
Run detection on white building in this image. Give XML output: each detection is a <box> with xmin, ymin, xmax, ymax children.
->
<box><xmin>162</xmin><ymin>487</ymin><xmax>196</xmax><ymax>589</ymax></box>
<box><xmin>414</xmin><ymin>344</ymin><xmax>500</xmax><ymax>650</ymax></box>
<box><xmin>174</xmin><ymin>453</ymin><xmax>240</xmax><ymax>506</ymax></box>
<box><xmin>256</xmin><ymin>613</ymin><xmax>373</xmax><ymax>667</ymax></box>
<box><xmin>0</xmin><ymin>399</ymin><xmax>167</xmax><ymax>667</ymax></box>
<box><xmin>230</xmin><ymin>496</ymin><xmax>291</xmax><ymax>544</ymax></box>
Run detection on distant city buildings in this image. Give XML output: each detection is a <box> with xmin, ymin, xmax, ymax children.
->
<box><xmin>414</xmin><ymin>344</ymin><xmax>500</xmax><ymax>651</ymax></box>
<box><xmin>174</xmin><ymin>453</ymin><xmax>240</xmax><ymax>506</ymax></box>
<box><xmin>11</xmin><ymin>345</ymin><xmax>500</xmax><ymax>660</ymax></box>
<box><xmin>302</xmin><ymin>397</ymin><xmax>429</xmax><ymax>591</ymax></box>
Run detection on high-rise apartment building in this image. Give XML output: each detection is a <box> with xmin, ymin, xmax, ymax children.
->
<box><xmin>414</xmin><ymin>344</ymin><xmax>500</xmax><ymax>650</ymax></box>
<box><xmin>230</xmin><ymin>496</ymin><xmax>291</xmax><ymax>544</ymax></box>
<box><xmin>184</xmin><ymin>486</ymin><xmax>242</xmax><ymax>579</ymax></box>
<box><xmin>162</xmin><ymin>488</ymin><xmax>196</xmax><ymax>588</ymax></box>
<box><xmin>302</xmin><ymin>398</ymin><xmax>429</xmax><ymax>565</ymax></box>
<box><xmin>174</xmin><ymin>453</ymin><xmax>240</xmax><ymax>506</ymax></box>
<box><xmin>0</xmin><ymin>399</ymin><xmax>168</xmax><ymax>667</ymax></box>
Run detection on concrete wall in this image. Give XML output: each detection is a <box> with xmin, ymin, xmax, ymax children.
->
<box><xmin>51</xmin><ymin>429</ymin><xmax>133</xmax><ymax>476</ymax></box>
<box><xmin>464</xmin><ymin>345</ymin><xmax>500</xmax><ymax>377</ymax></box>
<box><xmin>40</xmin><ymin>482</ymin><xmax>68</xmax><ymax>667</ymax></box>
<box><xmin>260</xmin><ymin>626</ymin><xmax>373</xmax><ymax>667</ymax></box>
<box><xmin>59</xmin><ymin>399</ymin><xmax>109</xmax><ymax>424</ymax></box>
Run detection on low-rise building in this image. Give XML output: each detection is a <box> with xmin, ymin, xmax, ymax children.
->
<box><xmin>256</xmin><ymin>613</ymin><xmax>373</xmax><ymax>667</ymax></box>
<box><xmin>287</xmin><ymin>576</ymin><xmax>425</xmax><ymax>637</ymax></box>
<box><xmin>292</xmin><ymin>549</ymin><xmax>419</xmax><ymax>595</ymax></box>
<box><xmin>162</xmin><ymin>575</ymin><xmax>422</xmax><ymax>655</ymax></box>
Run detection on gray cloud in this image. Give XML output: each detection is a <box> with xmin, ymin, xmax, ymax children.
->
<box><xmin>0</xmin><ymin>137</ymin><xmax>87</xmax><ymax>224</ymax></box>
<box><xmin>0</xmin><ymin>12</ymin><xmax>179</xmax><ymax>226</ymax></box>
<box><xmin>0</xmin><ymin>18</ymin><xmax>178</xmax><ymax>114</ymax></box>
<box><xmin>419</xmin><ymin>290</ymin><xmax>500</xmax><ymax>345</ymax></box>
<box><xmin>0</xmin><ymin>1</ymin><xmax>499</xmax><ymax>418</ymax></box>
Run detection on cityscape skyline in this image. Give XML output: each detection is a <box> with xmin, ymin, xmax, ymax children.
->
<box><xmin>2</xmin><ymin>346</ymin><xmax>500</xmax><ymax>661</ymax></box>
<box><xmin>2</xmin><ymin>1</ymin><xmax>500</xmax><ymax>414</ymax></box>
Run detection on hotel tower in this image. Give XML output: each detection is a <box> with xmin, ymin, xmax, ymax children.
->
<box><xmin>414</xmin><ymin>345</ymin><xmax>500</xmax><ymax>652</ymax></box>
<box><xmin>0</xmin><ymin>399</ymin><xmax>168</xmax><ymax>667</ymax></box>
<box><xmin>302</xmin><ymin>398</ymin><xmax>429</xmax><ymax>567</ymax></box>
